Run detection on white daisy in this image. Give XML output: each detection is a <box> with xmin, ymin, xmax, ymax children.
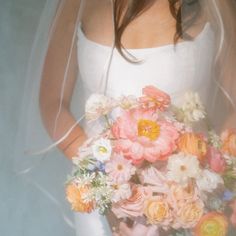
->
<box><xmin>92</xmin><ymin>138</ymin><xmax>112</xmax><ymax>162</ymax></box>
<box><xmin>196</xmin><ymin>169</ymin><xmax>223</xmax><ymax>193</ymax></box>
<box><xmin>180</xmin><ymin>91</ymin><xmax>206</xmax><ymax>123</ymax></box>
<box><xmin>85</xmin><ymin>93</ymin><xmax>117</xmax><ymax>121</ymax></box>
<box><xmin>167</xmin><ymin>153</ymin><xmax>201</xmax><ymax>186</ymax></box>
<box><xmin>112</xmin><ymin>183</ymin><xmax>132</xmax><ymax>203</ymax></box>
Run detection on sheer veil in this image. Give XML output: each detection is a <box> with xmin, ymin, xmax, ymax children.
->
<box><xmin>13</xmin><ymin>0</ymin><xmax>116</xmax><ymax>231</ymax></box>
<box><xmin>13</xmin><ymin>0</ymin><xmax>236</xmax><ymax>232</ymax></box>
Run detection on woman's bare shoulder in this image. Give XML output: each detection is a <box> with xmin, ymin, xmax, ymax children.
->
<box><xmin>81</xmin><ymin>0</ymin><xmax>112</xmax><ymax>23</ymax></box>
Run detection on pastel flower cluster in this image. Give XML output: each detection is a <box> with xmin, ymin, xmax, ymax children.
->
<box><xmin>66</xmin><ymin>86</ymin><xmax>236</xmax><ymax>235</ymax></box>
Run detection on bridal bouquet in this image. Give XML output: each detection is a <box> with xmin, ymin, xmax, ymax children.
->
<box><xmin>66</xmin><ymin>86</ymin><xmax>236</xmax><ymax>236</ymax></box>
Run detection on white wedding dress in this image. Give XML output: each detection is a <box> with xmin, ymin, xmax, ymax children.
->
<box><xmin>70</xmin><ymin>22</ymin><xmax>214</xmax><ymax>236</ymax></box>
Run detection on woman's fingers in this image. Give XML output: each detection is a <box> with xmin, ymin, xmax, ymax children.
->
<box><xmin>146</xmin><ymin>225</ymin><xmax>159</xmax><ymax>236</ymax></box>
<box><xmin>118</xmin><ymin>222</ymin><xmax>152</xmax><ymax>236</ymax></box>
<box><xmin>119</xmin><ymin>222</ymin><xmax>133</xmax><ymax>236</ymax></box>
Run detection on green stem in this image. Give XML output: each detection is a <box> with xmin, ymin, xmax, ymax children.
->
<box><xmin>104</xmin><ymin>115</ymin><xmax>111</xmax><ymax>128</ymax></box>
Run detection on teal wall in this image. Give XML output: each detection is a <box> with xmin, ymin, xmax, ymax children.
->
<box><xmin>0</xmin><ymin>1</ymin><xmax>75</xmax><ymax>235</ymax></box>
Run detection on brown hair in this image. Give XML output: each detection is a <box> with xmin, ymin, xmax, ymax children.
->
<box><xmin>113</xmin><ymin>0</ymin><xmax>201</xmax><ymax>62</ymax></box>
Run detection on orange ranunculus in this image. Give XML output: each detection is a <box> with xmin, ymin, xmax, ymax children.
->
<box><xmin>144</xmin><ymin>196</ymin><xmax>172</xmax><ymax>226</ymax></box>
<box><xmin>177</xmin><ymin>133</ymin><xmax>207</xmax><ymax>163</ymax></box>
<box><xmin>66</xmin><ymin>184</ymin><xmax>94</xmax><ymax>213</ymax></box>
<box><xmin>194</xmin><ymin>212</ymin><xmax>228</xmax><ymax>236</ymax></box>
<box><xmin>221</xmin><ymin>129</ymin><xmax>236</xmax><ymax>157</ymax></box>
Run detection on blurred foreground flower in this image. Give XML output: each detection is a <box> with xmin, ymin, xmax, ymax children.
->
<box><xmin>66</xmin><ymin>184</ymin><xmax>94</xmax><ymax>213</ymax></box>
<box><xmin>194</xmin><ymin>212</ymin><xmax>228</xmax><ymax>236</ymax></box>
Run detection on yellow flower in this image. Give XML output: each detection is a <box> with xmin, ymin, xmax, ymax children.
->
<box><xmin>66</xmin><ymin>184</ymin><xmax>94</xmax><ymax>213</ymax></box>
<box><xmin>138</xmin><ymin>119</ymin><xmax>160</xmax><ymax>141</ymax></box>
<box><xmin>144</xmin><ymin>196</ymin><xmax>172</xmax><ymax>226</ymax></box>
<box><xmin>194</xmin><ymin>212</ymin><xmax>228</xmax><ymax>236</ymax></box>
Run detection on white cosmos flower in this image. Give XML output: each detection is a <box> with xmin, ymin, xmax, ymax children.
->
<box><xmin>196</xmin><ymin>169</ymin><xmax>223</xmax><ymax>193</ymax></box>
<box><xmin>118</xmin><ymin>95</ymin><xmax>138</xmax><ymax>109</ymax></box>
<box><xmin>112</xmin><ymin>183</ymin><xmax>132</xmax><ymax>203</ymax></box>
<box><xmin>181</xmin><ymin>91</ymin><xmax>206</xmax><ymax>123</ymax></box>
<box><xmin>92</xmin><ymin>138</ymin><xmax>112</xmax><ymax>162</ymax></box>
<box><xmin>85</xmin><ymin>93</ymin><xmax>117</xmax><ymax>121</ymax></box>
<box><xmin>167</xmin><ymin>153</ymin><xmax>201</xmax><ymax>186</ymax></box>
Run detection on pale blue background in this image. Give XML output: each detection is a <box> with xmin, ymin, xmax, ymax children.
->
<box><xmin>0</xmin><ymin>0</ymin><xmax>75</xmax><ymax>235</ymax></box>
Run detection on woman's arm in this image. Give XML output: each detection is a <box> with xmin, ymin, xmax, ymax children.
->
<box><xmin>40</xmin><ymin>0</ymin><xmax>86</xmax><ymax>159</ymax></box>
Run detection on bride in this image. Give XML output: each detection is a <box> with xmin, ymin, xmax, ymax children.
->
<box><xmin>25</xmin><ymin>0</ymin><xmax>236</xmax><ymax>235</ymax></box>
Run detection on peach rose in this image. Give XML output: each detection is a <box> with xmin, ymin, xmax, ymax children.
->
<box><xmin>221</xmin><ymin>129</ymin><xmax>236</xmax><ymax>157</ymax></box>
<box><xmin>144</xmin><ymin>196</ymin><xmax>172</xmax><ymax>226</ymax></box>
<box><xmin>169</xmin><ymin>183</ymin><xmax>198</xmax><ymax>202</ymax></box>
<box><xmin>140</xmin><ymin>85</ymin><xmax>171</xmax><ymax>111</ymax></box>
<box><xmin>194</xmin><ymin>212</ymin><xmax>228</xmax><ymax>236</ymax></box>
<box><xmin>112</xmin><ymin>185</ymin><xmax>152</xmax><ymax>218</ymax></box>
<box><xmin>66</xmin><ymin>184</ymin><xmax>94</xmax><ymax>213</ymax></box>
<box><xmin>177</xmin><ymin>132</ymin><xmax>207</xmax><ymax>163</ymax></box>
<box><xmin>173</xmin><ymin>199</ymin><xmax>204</xmax><ymax>229</ymax></box>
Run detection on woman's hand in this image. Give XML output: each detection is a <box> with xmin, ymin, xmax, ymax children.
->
<box><xmin>62</xmin><ymin>129</ymin><xmax>87</xmax><ymax>158</ymax></box>
<box><xmin>113</xmin><ymin>222</ymin><xmax>158</xmax><ymax>236</ymax></box>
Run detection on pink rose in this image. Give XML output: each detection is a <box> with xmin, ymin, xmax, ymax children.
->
<box><xmin>112</xmin><ymin>185</ymin><xmax>152</xmax><ymax>218</ymax></box>
<box><xmin>140</xmin><ymin>86</ymin><xmax>171</xmax><ymax>111</ymax></box>
<box><xmin>140</xmin><ymin>167</ymin><xmax>169</xmax><ymax>194</ymax></box>
<box><xmin>207</xmin><ymin>147</ymin><xmax>226</xmax><ymax>173</ymax></box>
<box><xmin>112</xmin><ymin>108</ymin><xmax>179</xmax><ymax>164</ymax></box>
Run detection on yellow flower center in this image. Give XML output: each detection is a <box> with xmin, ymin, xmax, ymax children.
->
<box><xmin>138</xmin><ymin>119</ymin><xmax>160</xmax><ymax>141</ymax></box>
<box><xmin>180</xmin><ymin>165</ymin><xmax>187</xmax><ymax>171</ymax></box>
<box><xmin>155</xmin><ymin>203</ymin><xmax>167</xmax><ymax>220</ymax></box>
<box><xmin>113</xmin><ymin>184</ymin><xmax>119</xmax><ymax>190</ymax></box>
<box><xmin>198</xmin><ymin>140</ymin><xmax>206</xmax><ymax>153</ymax></box>
<box><xmin>98</xmin><ymin>146</ymin><xmax>108</xmax><ymax>154</ymax></box>
<box><xmin>117</xmin><ymin>164</ymin><xmax>123</xmax><ymax>171</ymax></box>
<box><xmin>200</xmin><ymin>219</ymin><xmax>224</xmax><ymax>236</ymax></box>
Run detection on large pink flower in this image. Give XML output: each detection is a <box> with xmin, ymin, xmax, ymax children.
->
<box><xmin>112</xmin><ymin>108</ymin><xmax>179</xmax><ymax>164</ymax></box>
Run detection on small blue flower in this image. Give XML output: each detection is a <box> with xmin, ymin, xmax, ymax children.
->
<box><xmin>222</xmin><ymin>190</ymin><xmax>235</xmax><ymax>201</ymax></box>
<box><xmin>96</xmin><ymin>161</ymin><xmax>105</xmax><ymax>172</ymax></box>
